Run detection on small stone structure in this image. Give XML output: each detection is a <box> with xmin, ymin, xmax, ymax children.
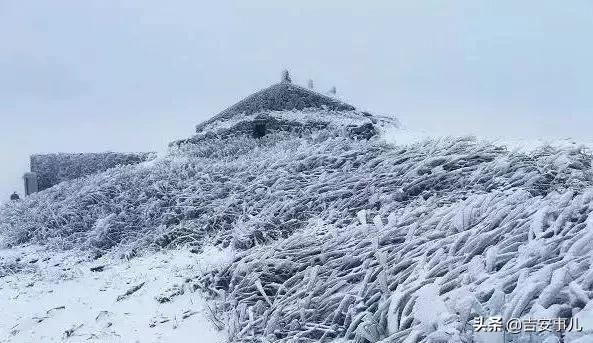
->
<box><xmin>172</xmin><ymin>71</ymin><xmax>398</xmax><ymax>147</ymax></box>
<box><xmin>24</xmin><ymin>152</ymin><xmax>156</xmax><ymax>194</ymax></box>
<box><xmin>169</xmin><ymin>71</ymin><xmax>400</xmax><ymax>148</ymax></box>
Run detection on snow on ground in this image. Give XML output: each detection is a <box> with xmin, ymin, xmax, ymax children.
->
<box><xmin>0</xmin><ymin>245</ymin><xmax>233</xmax><ymax>343</ymax></box>
<box><xmin>383</xmin><ymin>125</ymin><xmax>593</xmax><ymax>153</ymax></box>
<box><xmin>382</xmin><ymin>125</ymin><xmax>544</xmax><ymax>156</ymax></box>
<box><xmin>381</xmin><ymin>126</ymin><xmax>433</xmax><ymax>146</ymax></box>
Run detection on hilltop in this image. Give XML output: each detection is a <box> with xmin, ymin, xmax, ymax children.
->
<box><xmin>2</xmin><ymin>77</ymin><xmax>593</xmax><ymax>342</ymax></box>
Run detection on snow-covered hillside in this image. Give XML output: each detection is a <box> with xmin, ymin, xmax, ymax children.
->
<box><xmin>2</xmin><ymin>108</ymin><xmax>593</xmax><ymax>342</ymax></box>
<box><xmin>0</xmin><ymin>244</ymin><xmax>230</xmax><ymax>342</ymax></box>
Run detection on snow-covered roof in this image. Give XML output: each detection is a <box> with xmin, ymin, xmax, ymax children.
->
<box><xmin>195</xmin><ymin>80</ymin><xmax>356</xmax><ymax>133</ymax></box>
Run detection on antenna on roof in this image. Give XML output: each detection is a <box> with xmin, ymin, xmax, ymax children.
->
<box><xmin>281</xmin><ymin>70</ymin><xmax>292</xmax><ymax>84</ymax></box>
<box><xmin>328</xmin><ymin>86</ymin><xmax>337</xmax><ymax>96</ymax></box>
<box><xmin>307</xmin><ymin>79</ymin><xmax>314</xmax><ymax>90</ymax></box>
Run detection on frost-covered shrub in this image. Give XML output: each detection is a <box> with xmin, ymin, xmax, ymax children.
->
<box><xmin>1</xmin><ymin>132</ymin><xmax>591</xmax><ymax>258</ymax></box>
<box><xmin>199</xmin><ymin>189</ymin><xmax>593</xmax><ymax>342</ymax></box>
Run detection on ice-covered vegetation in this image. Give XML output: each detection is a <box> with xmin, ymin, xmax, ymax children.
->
<box><xmin>2</xmin><ymin>110</ymin><xmax>593</xmax><ymax>342</ymax></box>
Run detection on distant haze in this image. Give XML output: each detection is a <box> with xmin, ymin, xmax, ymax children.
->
<box><xmin>1</xmin><ymin>0</ymin><xmax>592</xmax><ymax>200</ymax></box>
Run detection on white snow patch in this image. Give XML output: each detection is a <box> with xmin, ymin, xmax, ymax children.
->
<box><xmin>382</xmin><ymin>126</ymin><xmax>434</xmax><ymax>146</ymax></box>
<box><xmin>413</xmin><ymin>283</ymin><xmax>449</xmax><ymax>326</ymax></box>
<box><xmin>0</xmin><ymin>245</ymin><xmax>230</xmax><ymax>342</ymax></box>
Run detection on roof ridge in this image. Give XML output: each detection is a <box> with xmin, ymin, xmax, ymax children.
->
<box><xmin>195</xmin><ymin>82</ymin><xmax>357</xmax><ymax>133</ymax></box>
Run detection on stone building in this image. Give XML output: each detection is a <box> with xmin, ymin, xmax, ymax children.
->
<box><xmin>173</xmin><ymin>71</ymin><xmax>397</xmax><ymax>146</ymax></box>
<box><xmin>24</xmin><ymin>152</ymin><xmax>156</xmax><ymax>195</ymax></box>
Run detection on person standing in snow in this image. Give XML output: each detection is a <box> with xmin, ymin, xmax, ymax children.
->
<box><xmin>10</xmin><ymin>192</ymin><xmax>20</xmax><ymax>201</ymax></box>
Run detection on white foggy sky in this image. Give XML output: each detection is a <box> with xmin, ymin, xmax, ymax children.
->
<box><xmin>1</xmin><ymin>0</ymin><xmax>592</xmax><ymax>199</ymax></box>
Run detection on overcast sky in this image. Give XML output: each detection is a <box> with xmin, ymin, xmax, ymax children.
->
<box><xmin>1</xmin><ymin>0</ymin><xmax>592</xmax><ymax>200</ymax></box>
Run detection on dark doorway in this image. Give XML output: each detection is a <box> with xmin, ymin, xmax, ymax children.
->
<box><xmin>253</xmin><ymin>122</ymin><xmax>267</xmax><ymax>138</ymax></box>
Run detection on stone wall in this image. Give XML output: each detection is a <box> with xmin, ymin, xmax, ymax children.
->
<box><xmin>30</xmin><ymin>152</ymin><xmax>156</xmax><ymax>191</ymax></box>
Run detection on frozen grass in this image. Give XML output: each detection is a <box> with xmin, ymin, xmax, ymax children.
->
<box><xmin>2</xmin><ymin>112</ymin><xmax>593</xmax><ymax>342</ymax></box>
<box><xmin>2</xmin><ymin>132</ymin><xmax>590</xmax><ymax>255</ymax></box>
<box><xmin>198</xmin><ymin>188</ymin><xmax>593</xmax><ymax>342</ymax></box>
